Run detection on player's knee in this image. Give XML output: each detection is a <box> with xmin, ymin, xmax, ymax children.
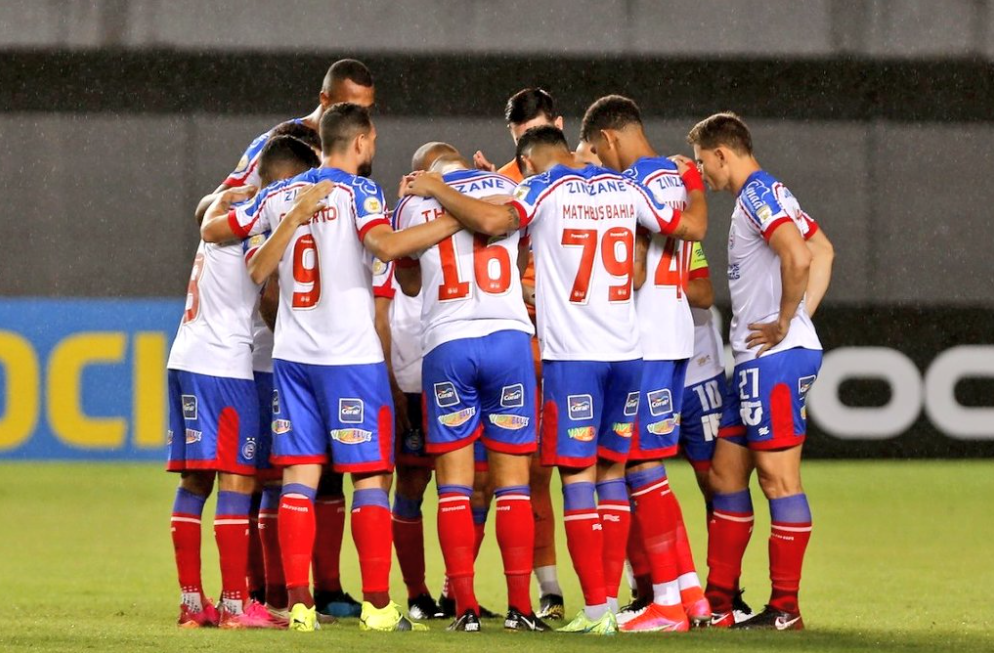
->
<box><xmin>217</xmin><ymin>471</ymin><xmax>255</xmax><ymax>494</ymax></box>
<box><xmin>180</xmin><ymin>470</ymin><xmax>215</xmax><ymax>497</ymax></box>
<box><xmin>708</xmin><ymin>464</ymin><xmax>748</xmax><ymax>495</ymax></box>
<box><xmin>317</xmin><ymin>470</ymin><xmax>345</xmax><ymax>497</ymax></box>
<box><xmin>395</xmin><ymin>464</ymin><xmax>431</xmax><ymax>499</ymax></box>
<box><xmin>755</xmin><ymin>467</ymin><xmax>802</xmax><ymax>499</ymax></box>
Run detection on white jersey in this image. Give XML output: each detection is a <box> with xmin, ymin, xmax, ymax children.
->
<box><xmin>250</xmin><ymin>310</ymin><xmax>274</xmax><ymax>374</ymax></box>
<box><xmin>509</xmin><ymin>164</ymin><xmax>683</xmax><ymax>362</ymax></box>
<box><xmin>167</xmin><ymin>239</ymin><xmax>260</xmax><ymax>380</ymax></box>
<box><xmin>223</xmin><ymin>118</ymin><xmax>306</xmax><ymax>190</ymax></box>
<box><xmin>396</xmin><ymin>169</ymin><xmax>533</xmax><ymax>355</ymax></box>
<box><xmin>370</xmin><ymin>254</ymin><xmax>423</xmax><ymax>393</ymax></box>
<box><xmin>684</xmin><ymin>244</ymin><xmax>726</xmax><ymax>386</ymax></box>
<box><xmin>625</xmin><ymin>157</ymin><xmax>695</xmax><ymax>361</ymax></box>
<box><xmin>231</xmin><ymin>166</ymin><xmax>390</xmax><ymax>366</ymax></box>
<box><xmin>728</xmin><ymin>170</ymin><xmax>821</xmax><ymax>364</ymax></box>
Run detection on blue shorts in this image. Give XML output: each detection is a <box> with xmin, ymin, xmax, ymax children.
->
<box><xmin>630</xmin><ymin>359</ymin><xmax>688</xmax><ymax>462</ymax></box>
<box><xmin>271</xmin><ymin>359</ymin><xmax>394</xmax><ymax>473</ymax></box>
<box><xmin>166</xmin><ymin>369</ymin><xmax>259</xmax><ymax>475</ymax></box>
<box><xmin>540</xmin><ymin>358</ymin><xmax>643</xmax><ymax>468</ymax></box>
<box><xmin>253</xmin><ymin>372</ymin><xmax>281</xmax><ymax>479</ymax></box>
<box><xmin>422</xmin><ymin>330</ymin><xmax>537</xmax><ymax>456</ymax></box>
<box><xmin>718</xmin><ymin>348</ymin><xmax>822</xmax><ymax>451</ymax></box>
<box><xmin>680</xmin><ymin>372</ymin><xmax>726</xmax><ymax>470</ymax></box>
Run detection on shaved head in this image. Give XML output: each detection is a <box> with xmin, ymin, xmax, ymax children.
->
<box><xmin>428</xmin><ymin>152</ymin><xmax>472</xmax><ymax>174</ymax></box>
<box><xmin>411</xmin><ymin>141</ymin><xmax>459</xmax><ymax>171</ymax></box>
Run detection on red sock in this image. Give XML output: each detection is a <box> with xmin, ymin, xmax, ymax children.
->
<box><xmin>494</xmin><ymin>487</ymin><xmax>534</xmax><ymax>615</ymax></box>
<box><xmin>663</xmin><ymin>486</ymin><xmax>699</xmax><ymax>577</ymax></box>
<box><xmin>596</xmin><ymin>479</ymin><xmax>631</xmax><ymax>602</ymax></box>
<box><xmin>768</xmin><ymin>494</ymin><xmax>813</xmax><ymax>614</ymax></box>
<box><xmin>626</xmin><ymin>510</ymin><xmax>652</xmax><ymax>598</ymax></box>
<box><xmin>438</xmin><ymin>485</ymin><xmax>478</xmax><ymax>615</ymax></box>
<box><xmin>628</xmin><ymin>473</ymin><xmax>679</xmax><ymax>587</ymax></box>
<box><xmin>278</xmin><ymin>490</ymin><xmax>316</xmax><ymax>607</ymax></box>
<box><xmin>312</xmin><ymin>495</ymin><xmax>346</xmax><ymax>594</ymax></box>
<box><xmin>259</xmin><ymin>489</ymin><xmax>287</xmax><ymax>608</ymax></box>
<box><xmin>706</xmin><ymin>490</ymin><xmax>754</xmax><ymax>613</ymax></box>
<box><xmin>171</xmin><ymin>489</ymin><xmax>206</xmax><ymax>601</ymax></box>
<box><xmin>351</xmin><ymin>489</ymin><xmax>393</xmax><ymax>608</ymax></box>
<box><xmin>562</xmin><ymin>482</ymin><xmax>606</xmax><ymax>608</ymax></box>
<box><xmin>392</xmin><ymin>506</ymin><xmax>429</xmax><ymax>599</ymax></box>
<box><xmin>214</xmin><ymin>491</ymin><xmax>252</xmax><ymax>607</ymax></box>
<box><xmin>247</xmin><ymin>501</ymin><xmax>265</xmax><ymax>599</ymax></box>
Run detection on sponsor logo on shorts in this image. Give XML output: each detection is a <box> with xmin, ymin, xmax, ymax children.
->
<box><xmin>567</xmin><ymin>394</ymin><xmax>593</xmax><ymax>421</ymax></box>
<box><xmin>339</xmin><ymin>398</ymin><xmax>364</xmax><ymax>424</ymax></box>
<box><xmin>434</xmin><ymin>382</ymin><xmax>460</xmax><ymax>408</ymax></box>
<box><xmin>500</xmin><ymin>383</ymin><xmax>524</xmax><ymax>408</ymax></box>
<box><xmin>798</xmin><ymin>375</ymin><xmax>816</xmax><ymax>396</ymax></box>
<box><xmin>488</xmin><ymin>414</ymin><xmax>530</xmax><ymax>430</ymax></box>
<box><xmin>612</xmin><ymin>422</ymin><xmax>634</xmax><ymax>437</ymax></box>
<box><xmin>330</xmin><ymin>428</ymin><xmax>372</xmax><ymax>444</ymax></box>
<box><xmin>567</xmin><ymin>426</ymin><xmax>595</xmax><ymax>442</ymax></box>
<box><xmin>242</xmin><ymin>438</ymin><xmax>256</xmax><ymax>460</ymax></box>
<box><xmin>166</xmin><ymin>429</ymin><xmax>173</xmax><ymax>445</ymax></box>
<box><xmin>646</xmin><ymin>418</ymin><xmax>677</xmax><ymax>436</ymax></box>
<box><xmin>624</xmin><ymin>391</ymin><xmax>639</xmax><ymax>416</ymax></box>
<box><xmin>182</xmin><ymin>395</ymin><xmax>198</xmax><ymax>421</ymax></box>
<box><xmin>272</xmin><ymin>390</ymin><xmax>280</xmax><ymax>415</ymax></box>
<box><xmin>438</xmin><ymin>406</ymin><xmax>476</xmax><ymax>428</ymax></box>
<box><xmin>647</xmin><ymin>389</ymin><xmax>673</xmax><ymax>417</ymax></box>
<box><xmin>185</xmin><ymin>428</ymin><xmax>202</xmax><ymax>444</ymax></box>
<box><xmin>272</xmin><ymin>419</ymin><xmax>292</xmax><ymax>435</ymax></box>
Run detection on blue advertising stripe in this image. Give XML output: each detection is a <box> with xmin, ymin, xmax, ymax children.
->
<box><xmin>0</xmin><ymin>298</ymin><xmax>184</xmax><ymax>460</ymax></box>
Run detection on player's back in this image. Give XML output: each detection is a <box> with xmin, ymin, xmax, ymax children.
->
<box><xmin>625</xmin><ymin>157</ymin><xmax>695</xmax><ymax>361</ymax></box>
<box><xmin>729</xmin><ymin>170</ymin><xmax>821</xmax><ymax>362</ymax></box>
<box><xmin>516</xmin><ymin>164</ymin><xmax>643</xmax><ymax>362</ymax></box>
<box><xmin>233</xmin><ymin>166</ymin><xmax>390</xmax><ymax>366</ymax></box>
<box><xmin>167</xmin><ymin>239</ymin><xmax>259</xmax><ymax>379</ymax></box>
<box><xmin>397</xmin><ymin>169</ymin><xmax>533</xmax><ymax>355</ymax></box>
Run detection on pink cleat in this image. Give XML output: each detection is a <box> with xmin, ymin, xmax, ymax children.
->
<box><xmin>177</xmin><ymin>601</ymin><xmax>220</xmax><ymax>628</ymax></box>
<box><xmin>218</xmin><ymin>600</ymin><xmax>286</xmax><ymax>629</ymax></box>
<box><xmin>681</xmin><ymin>588</ymin><xmax>712</xmax><ymax>628</ymax></box>
<box><xmin>619</xmin><ymin>603</ymin><xmax>690</xmax><ymax>633</ymax></box>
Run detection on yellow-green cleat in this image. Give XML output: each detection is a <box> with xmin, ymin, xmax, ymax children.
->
<box><xmin>288</xmin><ymin>603</ymin><xmax>319</xmax><ymax>632</ymax></box>
<box><xmin>359</xmin><ymin>601</ymin><xmax>429</xmax><ymax>632</ymax></box>
<box><xmin>557</xmin><ymin>610</ymin><xmax>617</xmax><ymax>635</ymax></box>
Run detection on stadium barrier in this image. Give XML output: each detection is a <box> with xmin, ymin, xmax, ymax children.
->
<box><xmin>0</xmin><ymin>300</ymin><xmax>990</xmax><ymax>460</ymax></box>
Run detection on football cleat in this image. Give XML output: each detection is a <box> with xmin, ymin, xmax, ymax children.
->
<box><xmin>710</xmin><ymin>610</ymin><xmax>735</xmax><ymax>628</ymax></box>
<box><xmin>439</xmin><ymin>594</ymin><xmax>456</xmax><ymax>618</ymax></box>
<box><xmin>287</xmin><ymin>603</ymin><xmax>319</xmax><ymax>632</ymax></box>
<box><xmin>681</xmin><ymin>587</ymin><xmax>712</xmax><ymax>628</ymax></box>
<box><xmin>177</xmin><ymin>601</ymin><xmax>219</xmax><ymax>628</ymax></box>
<box><xmin>446</xmin><ymin>608</ymin><xmax>482</xmax><ymax>632</ymax></box>
<box><xmin>504</xmin><ymin>608</ymin><xmax>551</xmax><ymax>632</ymax></box>
<box><xmin>732</xmin><ymin>589</ymin><xmax>754</xmax><ymax>623</ymax></box>
<box><xmin>616</xmin><ymin>596</ymin><xmax>650</xmax><ymax>626</ymax></box>
<box><xmin>478</xmin><ymin>605</ymin><xmax>500</xmax><ymax>619</ymax></box>
<box><xmin>536</xmin><ymin>594</ymin><xmax>565</xmax><ymax>621</ymax></box>
<box><xmin>360</xmin><ymin>601</ymin><xmax>429</xmax><ymax>632</ymax></box>
<box><xmin>558</xmin><ymin>610</ymin><xmax>617</xmax><ymax>635</ymax></box>
<box><xmin>265</xmin><ymin>605</ymin><xmax>291</xmax><ymax>627</ymax></box>
<box><xmin>408</xmin><ymin>593</ymin><xmax>444</xmax><ymax>620</ymax></box>
<box><xmin>316</xmin><ymin>589</ymin><xmax>362</xmax><ymax>618</ymax></box>
<box><xmin>618</xmin><ymin>603</ymin><xmax>689</xmax><ymax>633</ymax></box>
<box><xmin>219</xmin><ymin>600</ymin><xmax>285</xmax><ymax>629</ymax></box>
<box><xmin>732</xmin><ymin>605</ymin><xmax>803</xmax><ymax>631</ymax></box>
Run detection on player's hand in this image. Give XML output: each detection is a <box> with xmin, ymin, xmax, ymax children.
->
<box><xmin>219</xmin><ymin>185</ymin><xmax>257</xmax><ymax>207</ymax></box>
<box><xmin>403</xmin><ymin>171</ymin><xmax>443</xmax><ymax>197</ymax></box>
<box><xmin>287</xmin><ymin>180</ymin><xmax>333</xmax><ymax>226</ymax></box>
<box><xmin>747</xmin><ymin>319</ymin><xmax>789</xmax><ymax>357</ymax></box>
<box><xmin>669</xmin><ymin>155</ymin><xmax>694</xmax><ymax>175</ymax></box>
<box><xmin>473</xmin><ymin>150</ymin><xmax>496</xmax><ymax>172</ymax></box>
<box><xmin>397</xmin><ymin>172</ymin><xmax>419</xmax><ymax>199</ymax></box>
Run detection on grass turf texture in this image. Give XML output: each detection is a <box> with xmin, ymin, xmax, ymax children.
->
<box><xmin>1</xmin><ymin>461</ymin><xmax>991</xmax><ymax>652</ymax></box>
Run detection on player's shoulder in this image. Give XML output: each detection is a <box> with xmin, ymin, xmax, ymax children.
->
<box><xmin>738</xmin><ymin>170</ymin><xmax>788</xmax><ymax>222</ymax></box>
<box><xmin>624</xmin><ymin>156</ymin><xmax>679</xmax><ymax>183</ymax></box>
<box><xmin>392</xmin><ymin>193</ymin><xmax>422</xmax><ymax>226</ymax></box>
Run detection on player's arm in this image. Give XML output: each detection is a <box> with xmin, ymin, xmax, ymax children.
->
<box><xmin>404</xmin><ymin>172</ymin><xmax>520</xmax><ymax>236</ymax></box>
<box><xmin>633</xmin><ymin>231</ymin><xmax>650</xmax><ymax>291</ymax></box>
<box><xmin>246</xmin><ymin>181</ymin><xmax>333</xmax><ymax>284</ymax></box>
<box><xmin>259</xmin><ymin>273</ymin><xmax>279</xmax><ymax>331</ymax></box>
<box><xmin>195</xmin><ymin>183</ymin><xmax>231</xmax><ymax>225</ymax></box>
<box><xmin>516</xmin><ymin>241</ymin><xmax>535</xmax><ymax>307</ymax></box>
<box><xmin>686</xmin><ymin>277</ymin><xmax>713</xmax><ymax>310</ymax></box>
<box><xmin>664</xmin><ymin>155</ymin><xmax>708</xmax><ymax>241</ymax></box>
<box><xmin>747</xmin><ymin>224</ymin><xmax>812</xmax><ymax>356</ymax></box>
<box><xmin>200</xmin><ymin>185</ymin><xmax>258</xmax><ymax>242</ymax></box>
<box><xmin>804</xmin><ymin>227</ymin><xmax>834</xmax><ymax>317</ymax></box>
<box><xmin>395</xmin><ymin>262</ymin><xmax>422</xmax><ymax>297</ymax></box>
<box><xmin>363</xmin><ymin>216</ymin><xmax>463</xmax><ymax>263</ymax></box>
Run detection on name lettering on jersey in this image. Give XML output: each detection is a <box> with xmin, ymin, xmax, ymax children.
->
<box><xmin>562</xmin><ymin>203</ymin><xmax>635</xmax><ymax>222</ymax></box>
<box><xmin>272</xmin><ymin>419</ymin><xmax>292</xmax><ymax>435</ymax></box>
<box><xmin>434</xmin><ymin>382</ymin><xmax>460</xmax><ymax>408</ymax></box>
<box><xmin>330</xmin><ymin>428</ymin><xmax>372</xmax><ymax>444</ymax></box>
<box><xmin>452</xmin><ymin>178</ymin><xmax>509</xmax><ymax>194</ymax></box>
<box><xmin>306</xmin><ymin>206</ymin><xmax>339</xmax><ymax>225</ymax></box>
<box><xmin>438</xmin><ymin>406</ymin><xmax>476</xmax><ymax>428</ymax></box>
<box><xmin>564</xmin><ymin>179</ymin><xmax>628</xmax><ymax>196</ymax></box>
<box><xmin>421</xmin><ymin>207</ymin><xmax>446</xmax><ymax>222</ymax></box>
<box><xmin>242</xmin><ymin>438</ymin><xmax>256</xmax><ymax>460</ymax></box>
<box><xmin>567</xmin><ymin>426</ymin><xmax>595</xmax><ymax>441</ymax></box>
<box><xmin>339</xmin><ymin>398</ymin><xmax>364</xmax><ymax>424</ymax></box>
<box><xmin>500</xmin><ymin>384</ymin><xmax>524</xmax><ymax>408</ymax></box>
<box><xmin>567</xmin><ymin>394</ymin><xmax>594</xmax><ymax>421</ymax></box>
<box><xmin>181</xmin><ymin>395</ymin><xmax>198</xmax><ymax>421</ymax></box>
<box><xmin>647</xmin><ymin>389</ymin><xmax>673</xmax><ymax>417</ymax></box>
<box><xmin>489</xmin><ymin>414</ymin><xmax>530</xmax><ymax>430</ymax></box>
<box><xmin>624</xmin><ymin>391</ymin><xmax>639</xmax><ymax>417</ymax></box>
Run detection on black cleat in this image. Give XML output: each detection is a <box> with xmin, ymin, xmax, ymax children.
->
<box><xmin>732</xmin><ymin>589</ymin><xmax>754</xmax><ymax>623</ymax></box>
<box><xmin>536</xmin><ymin>593</ymin><xmax>565</xmax><ymax>621</ymax></box>
<box><xmin>504</xmin><ymin>608</ymin><xmax>551</xmax><ymax>632</ymax></box>
<box><xmin>447</xmin><ymin>609</ymin><xmax>482</xmax><ymax>632</ymax></box>
<box><xmin>439</xmin><ymin>594</ymin><xmax>456</xmax><ymax>618</ymax></box>
<box><xmin>732</xmin><ymin>605</ymin><xmax>803</xmax><ymax>631</ymax></box>
<box><xmin>478</xmin><ymin>605</ymin><xmax>499</xmax><ymax>619</ymax></box>
<box><xmin>408</xmin><ymin>593</ymin><xmax>444</xmax><ymax>620</ymax></box>
<box><xmin>315</xmin><ymin>589</ymin><xmax>362</xmax><ymax>619</ymax></box>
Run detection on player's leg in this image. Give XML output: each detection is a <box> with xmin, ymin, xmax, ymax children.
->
<box><xmin>313</xmin><ymin>469</ymin><xmax>354</xmax><ymax>619</ymax></box>
<box><xmin>733</xmin><ymin>348</ymin><xmax>820</xmax><ymax>631</ymax></box>
<box><xmin>393</xmin><ymin>435</ymin><xmax>441</xmax><ymax>620</ymax></box>
<box><xmin>471</xmin><ymin>441</ymin><xmax>492</xmax><ymax>563</ymax></box>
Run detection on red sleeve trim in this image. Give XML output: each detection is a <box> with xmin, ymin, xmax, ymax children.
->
<box><xmin>688</xmin><ymin>266</ymin><xmax>710</xmax><ymax>280</ymax></box>
<box><xmin>243</xmin><ymin>248</ymin><xmax>258</xmax><ymax>264</ymax></box>
<box><xmin>762</xmin><ymin>216</ymin><xmax>793</xmax><ymax>242</ymax></box>
<box><xmin>509</xmin><ymin>199</ymin><xmax>531</xmax><ymax>228</ymax></box>
<box><xmin>374</xmin><ymin>285</ymin><xmax>397</xmax><ymax>300</ymax></box>
<box><xmin>395</xmin><ymin>256</ymin><xmax>420</xmax><ymax>269</ymax></box>
<box><xmin>357</xmin><ymin>217</ymin><xmax>390</xmax><ymax>243</ymax></box>
<box><xmin>227</xmin><ymin>209</ymin><xmax>251</xmax><ymax>239</ymax></box>
<box><xmin>803</xmin><ymin>218</ymin><xmax>819</xmax><ymax>241</ymax></box>
<box><xmin>657</xmin><ymin>208</ymin><xmax>681</xmax><ymax>236</ymax></box>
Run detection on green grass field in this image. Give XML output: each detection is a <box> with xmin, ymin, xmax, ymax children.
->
<box><xmin>1</xmin><ymin>461</ymin><xmax>991</xmax><ymax>652</ymax></box>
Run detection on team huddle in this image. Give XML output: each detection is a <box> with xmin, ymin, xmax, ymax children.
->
<box><xmin>166</xmin><ymin>59</ymin><xmax>834</xmax><ymax>635</ymax></box>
